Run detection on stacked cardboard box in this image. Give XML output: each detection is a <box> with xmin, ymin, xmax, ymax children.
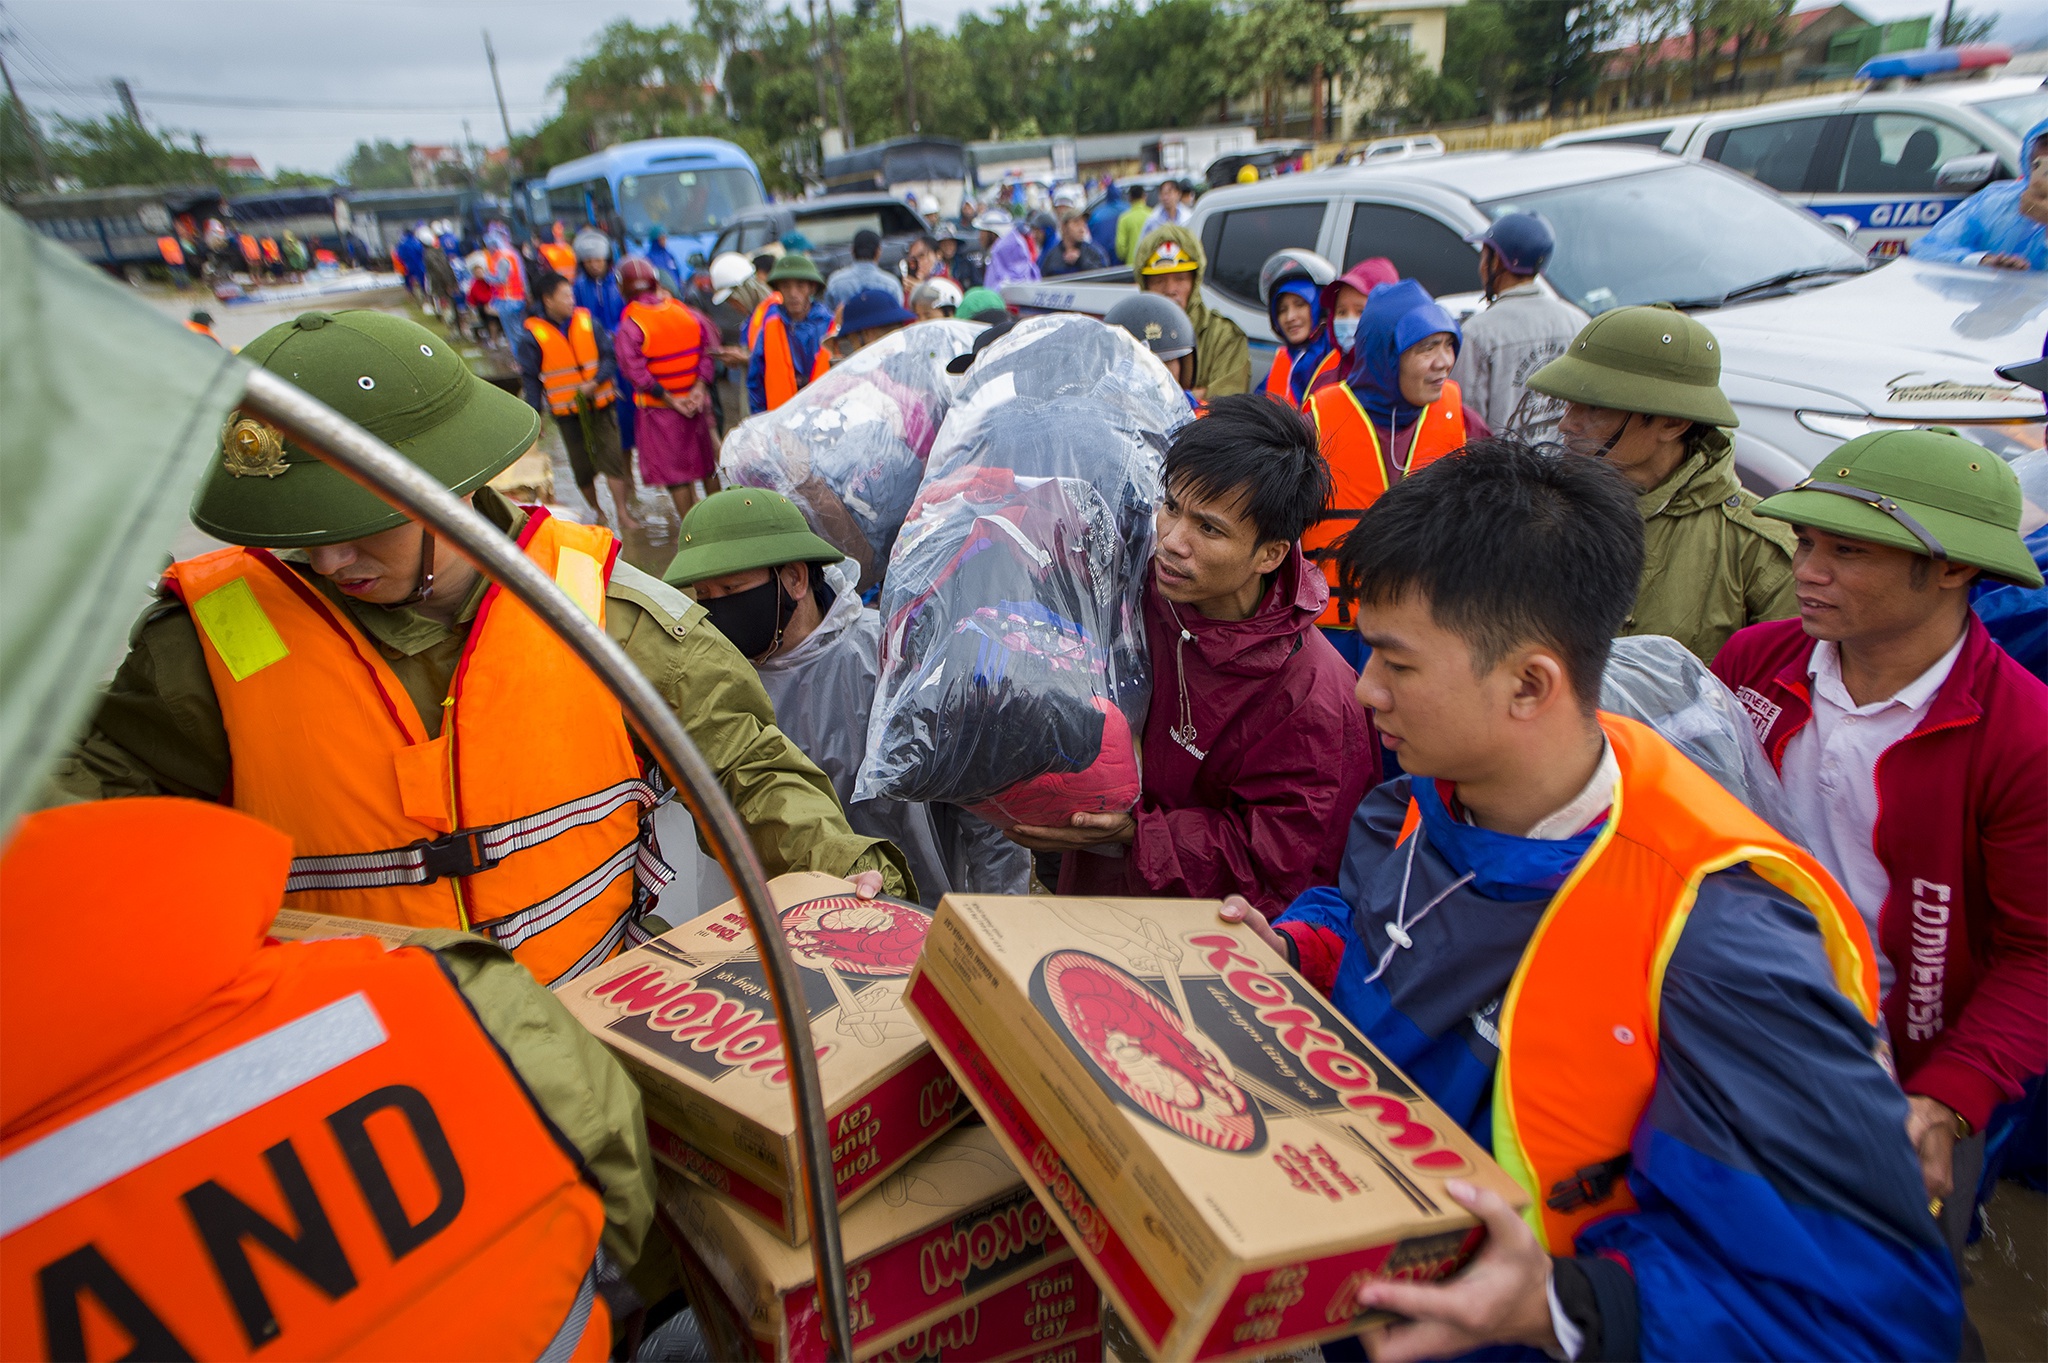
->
<box><xmin>905</xmin><ymin>895</ymin><xmax>1526</xmax><ymax>1361</ymax></box>
<box><xmin>559</xmin><ymin>873</ymin><xmax>970</xmax><ymax>1243</ymax></box>
<box><xmin>665</xmin><ymin>1123</ymin><xmax>1102</xmax><ymax>1361</ymax></box>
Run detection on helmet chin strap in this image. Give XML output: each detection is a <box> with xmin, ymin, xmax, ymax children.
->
<box><xmin>1594</xmin><ymin>412</ymin><xmax>1632</xmax><ymax>457</ymax></box>
<box><xmin>391</xmin><ymin>529</ymin><xmax>437</xmax><ymax>608</ymax></box>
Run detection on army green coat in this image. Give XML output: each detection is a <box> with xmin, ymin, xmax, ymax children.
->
<box><xmin>1135</xmin><ymin>224</ymin><xmax>1251</xmax><ymax>400</ymax></box>
<box><xmin>52</xmin><ymin>489</ymin><xmax>912</xmax><ymax>898</ymax></box>
<box><xmin>1624</xmin><ymin>429</ymin><xmax>1798</xmax><ymax>663</ymax></box>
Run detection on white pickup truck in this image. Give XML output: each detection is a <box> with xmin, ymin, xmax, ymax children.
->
<box><xmin>1002</xmin><ymin>146</ymin><xmax>2046</xmax><ymax>490</ymax></box>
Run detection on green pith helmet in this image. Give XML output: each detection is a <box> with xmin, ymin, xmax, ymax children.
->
<box><xmin>1525</xmin><ymin>303</ymin><xmax>1740</xmax><ymax>429</ymax></box>
<box><xmin>664</xmin><ymin>488</ymin><xmax>844</xmax><ymax>587</ymax></box>
<box><xmin>1757</xmin><ymin>428</ymin><xmax>2042</xmax><ymax>588</ymax></box>
<box><xmin>191</xmin><ymin>310</ymin><xmax>539</xmax><ymax>547</ymax></box>
<box><xmin>767</xmin><ymin>254</ymin><xmax>825</xmax><ymax>287</ymax></box>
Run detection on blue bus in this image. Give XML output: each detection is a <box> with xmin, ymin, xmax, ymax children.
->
<box><xmin>531</xmin><ymin>137</ymin><xmax>766</xmax><ymax>271</ymax></box>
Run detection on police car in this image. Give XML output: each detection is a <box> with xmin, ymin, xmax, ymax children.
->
<box><xmin>1003</xmin><ymin>147</ymin><xmax>2047</xmax><ymax>491</ymax></box>
<box><xmin>1542</xmin><ymin>73</ymin><xmax>2044</xmax><ymax>257</ymax></box>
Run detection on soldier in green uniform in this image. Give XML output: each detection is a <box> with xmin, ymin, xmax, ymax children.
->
<box><xmin>54</xmin><ymin>310</ymin><xmax>910</xmax><ymax>974</ymax></box>
<box><xmin>1525</xmin><ymin>304</ymin><xmax>1796</xmax><ymax>664</ymax></box>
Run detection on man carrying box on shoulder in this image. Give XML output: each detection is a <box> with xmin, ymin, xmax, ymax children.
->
<box><xmin>1222</xmin><ymin>440</ymin><xmax>1960</xmax><ymax>1361</ymax></box>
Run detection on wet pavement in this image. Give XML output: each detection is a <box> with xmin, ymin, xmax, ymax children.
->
<box><xmin>1970</xmin><ymin>1184</ymin><xmax>2047</xmax><ymax>1361</ymax></box>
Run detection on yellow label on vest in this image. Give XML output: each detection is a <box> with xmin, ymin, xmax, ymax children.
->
<box><xmin>555</xmin><ymin>548</ymin><xmax>604</xmax><ymax>624</ymax></box>
<box><xmin>192</xmin><ymin>577</ymin><xmax>290</xmax><ymax>681</ymax></box>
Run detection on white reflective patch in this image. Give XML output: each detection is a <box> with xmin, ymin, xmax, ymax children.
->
<box><xmin>0</xmin><ymin>993</ymin><xmax>387</xmax><ymax>1236</ymax></box>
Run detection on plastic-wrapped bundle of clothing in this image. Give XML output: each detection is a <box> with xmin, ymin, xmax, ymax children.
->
<box><xmin>1600</xmin><ymin>633</ymin><xmax>1803</xmax><ymax>841</ymax></box>
<box><xmin>717</xmin><ymin>318</ymin><xmax>982</xmax><ymax>590</ymax></box>
<box><xmin>856</xmin><ymin>315</ymin><xmax>1189</xmax><ymax>825</ymax></box>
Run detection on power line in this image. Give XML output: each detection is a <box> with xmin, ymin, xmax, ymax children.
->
<box><xmin>14</xmin><ymin>78</ymin><xmax>549</xmax><ymax>113</ymax></box>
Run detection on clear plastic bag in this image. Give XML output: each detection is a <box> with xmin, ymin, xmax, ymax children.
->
<box><xmin>717</xmin><ymin>319</ymin><xmax>982</xmax><ymax>590</ymax></box>
<box><xmin>854</xmin><ymin>316</ymin><xmax>1190</xmax><ymax>810</ymax></box>
<box><xmin>1600</xmin><ymin>634</ymin><xmax>1804</xmax><ymax>842</ymax></box>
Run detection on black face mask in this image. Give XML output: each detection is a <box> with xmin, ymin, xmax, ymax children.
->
<box><xmin>701</xmin><ymin>575</ymin><xmax>794</xmax><ymax>662</ymax></box>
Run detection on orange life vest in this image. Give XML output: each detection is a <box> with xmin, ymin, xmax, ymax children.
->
<box><xmin>1394</xmin><ymin>716</ymin><xmax>1876</xmax><ymax>1253</ymax></box>
<box><xmin>1301</xmin><ymin>378</ymin><xmax>1467</xmax><ymax>628</ymax></box>
<box><xmin>184</xmin><ymin>320</ymin><xmax>218</xmax><ymax>342</ymax></box>
<box><xmin>0</xmin><ymin>798</ymin><xmax>611</xmax><ymax>1361</ymax></box>
<box><xmin>758</xmin><ymin>304</ymin><xmax>832</xmax><ymax>412</ymax></box>
<box><xmin>260</xmin><ymin>238</ymin><xmax>281</xmax><ymax>264</ymax></box>
<box><xmin>746</xmin><ymin>291</ymin><xmax>778</xmax><ymax>351</ymax></box>
<box><xmin>1260</xmin><ymin>347</ymin><xmax>1337</xmax><ymax>410</ymax></box>
<box><xmin>239</xmin><ymin>234</ymin><xmax>261</xmax><ymax>265</ymax></box>
<box><xmin>489</xmin><ymin>248</ymin><xmax>524</xmax><ymax>304</ymax></box>
<box><xmin>624</xmin><ymin>296</ymin><xmax>704</xmax><ymax>407</ymax></box>
<box><xmin>524</xmin><ymin>309</ymin><xmax>616</xmax><ymax>415</ymax></box>
<box><xmin>156</xmin><ymin>235</ymin><xmax>185</xmax><ymax>267</ymax></box>
<box><xmin>161</xmin><ymin>511</ymin><xmax>665</xmax><ymax>986</ymax></box>
<box><xmin>540</xmin><ymin>242</ymin><xmax>577</xmax><ymax>275</ymax></box>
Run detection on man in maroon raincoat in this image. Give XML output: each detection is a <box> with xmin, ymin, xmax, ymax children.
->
<box><xmin>1011</xmin><ymin>395</ymin><xmax>1380</xmax><ymax>916</ymax></box>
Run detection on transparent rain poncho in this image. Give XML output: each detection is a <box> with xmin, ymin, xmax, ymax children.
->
<box><xmin>854</xmin><ymin>315</ymin><xmax>1192</xmax><ymax>812</ymax></box>
<box><xmin>717</xmin><ymin>319</ymin><xmax>982</xmax><ymax>591</ymax></box>
<box><xmin>1600</xmin><ymin>634</ymin><xmax>1804</xmax><ymax>842</ymax></box>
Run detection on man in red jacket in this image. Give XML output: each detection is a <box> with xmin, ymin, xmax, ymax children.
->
<box><xmin>1010</xmin><ymin>395</ymin><xmax>1380</xmax><ymax>916</ymax></box>
<box><xmin>1713</xmin><ymin>427</ymin><xmax>2046</xmax><ymax>1287</ymax></box>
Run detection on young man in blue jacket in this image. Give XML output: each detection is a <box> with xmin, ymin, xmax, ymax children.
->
<box><xmin>1221</xmin><ymin>440</ymin><xmax>1960</xmax><ymax>1362</ymax></box>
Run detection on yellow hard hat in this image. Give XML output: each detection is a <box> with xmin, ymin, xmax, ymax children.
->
<box><xmin>1236</xmin><ymin>165</ymin><xmax>1259</xmax><ymax>184</ymax></box>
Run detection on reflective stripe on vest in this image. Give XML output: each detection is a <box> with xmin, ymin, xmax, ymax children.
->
<box><xmin>525</xmin><ymin>310</ymin><xmax>615</xmax><ymax>416</ymax></box>
<box><xmin>163</xmin><ymin>512</ymin><xmax>665</xmax><ymax>985</ymax></box>
<box><xmin>1409</xmin><ymin>714</ymin><xmax>1874</xmax><ymax>1253</ymax></box>
<box><xmin>0</xmin><ymin>939</ymin><xmax>610</xmax><ymax>1360</ymax></box>
<box><xmin>625</xmin><ymin>296</ymin><xmax>704</xmax><ymax>408</ymax></box>
<box><xmin>1302</xmin><ymin>379</ymin><xmax>1466</xmax><ymax>628</ymax></box>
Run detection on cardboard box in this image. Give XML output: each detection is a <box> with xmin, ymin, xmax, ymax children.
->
<box><xmin>904</xmin><ymin>896</ymin><xmax>1526</xmax><ymax>1362</ymax></box>
<box><xmin>561</xmin><ymin>872</ymin><xmax>968</xmax><ymax>1244</ymax></box>
<box><xmin>860</xmin><ymin>1259</ymin><xmax>1100</xmax><ymax>1363</ymax></box>
<box><xmin>266</xmin><ymin>909</ymin><xmax>416</xmax><ymax>949</ymax></box>
<box><xmin>661</xmin><ymin>1123</ymin><xmax>1075</xmax><ymax>1360</ymax></box>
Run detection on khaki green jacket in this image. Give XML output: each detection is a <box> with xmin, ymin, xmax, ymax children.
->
<box><xmin>1624</xmin><ymin>431</ymin><xmax>1798</xmax><ymax>663</ymax></box>
<box><xmin>52</xmin><ymin>489</ymin><xmax>911</xmax><ymax>898</ymax></box>
<box><xmin>412</xmin><ymin>929</ymin><xmax>654</xmax><ymax>1270</ymax></box>
<box><xmin>1135</xmin><ymin>224</ymin><xmax>1251</xmax><ymax>400</ymax></box>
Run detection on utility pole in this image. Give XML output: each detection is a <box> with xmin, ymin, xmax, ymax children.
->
<box><xmin>894</xmin><ymin>0</ymin><xmax>917</xmax><ymax>133</ymax></box>
<box><xmin>1935</xmin><ymin>0</ymin><xmax>1955</xmax><ymax>46</ymax></box>
<box><xmin>112</xmin><ymin>77</ymin><xmax>140</xmax><ymax>123</ymax></box>
<box><xmin>820</xmin><ymin>0</ymin><xmax>853</xmax><ymax>149</ymax></box>
<box><xmin>0</xmin><ymin>34</ymin><xmax>50</xmax><ymax>186</ymax></box>
<box><xmin>804</xmin><ymin>0</ymin><xmax>835</xmax><ymax>151</ymax></box>
<box><xmin>483</xmin><ymin>29</ymin><xmax>518</xmax><ymax>178</ymax></box>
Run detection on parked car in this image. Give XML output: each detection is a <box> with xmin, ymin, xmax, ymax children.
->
<box><xmin>1357</xmin><ymin>134</ymin><xmax>1447</xmax><ymax>164</ymax></box>
<box><xmin>704</xmin><ymin>194</ymin><xmax>928</xmax><ymax>280</ymax></box>
<box><xmin>1542</xmin><ymin>75</ymin><xmax>2045</xmax><ymax>256</ymax></box>
<box><xmin>1003</xmin><ymin>146</ymin><xmax>2047</xmax><ymax>490</ymax></box>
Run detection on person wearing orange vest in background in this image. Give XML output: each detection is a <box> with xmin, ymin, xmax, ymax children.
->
<box><xmin>746</xmin><ymin>253</ymin><xmax>832</xmax><ymax>414</ymax></box>
<box><xmin>1304</xmin><ymin>278</ymin><xmax>1489</xmax><ymax>666</ymax></box>
<box><xmin>51</xmin><ymin>309</ymin><xmax>914</xmax><ymax>983</ymax></box>
<box><xmin>1256</xmin><ymin>248</ymin><xmax>1336</xmax><ymax>410</ymax></box>
<box><xmin>184</xmin><ymin>309</ymin><xmax>219</xmax><ymax>343</ymax></box>
<box><xmin>1219</xmin><ymin>443</ymin><xmax>1962</xmax><ymax>1363</ymax></box>
<box><xmin>483</xmin><ymin>225</ymin><xmax>526</xmax><ymax>336</ymax></box>
<box><xmin>615</xmin><ymin>257</ymin><xmax>721</xmax><ymax>521</ymax></box>
<box><xmin>540</xmin><ymin>219</ymin><xmax>578</xmax><ymax>276</ymax></box>
<box><xmin>519</xmin><ymin>270</ymin><xmax>638</xmax><ymax>534</ymax></box>
<box><xmin>0</xmin><ymin>798</ymin><xmax>656</xmax><ymax>1360</ymax></box>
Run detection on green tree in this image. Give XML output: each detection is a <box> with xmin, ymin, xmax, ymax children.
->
<box><xmin>1</xmin><ymin>97</ymin><xmax>48</xmax><ymax>199</ymax></box>
<box><xmin>1940</xmin><ymin>5</ymin><xmax>1996</xmax><ymax>45</ymax></box>
<box><xmin>340</xmin><ymin>139</ymin><xmax>413</xmax><ymax>188</ymax></box>
<box><xmin>1220</xmin><ymin>0</ymin><xmax>1351</xmax><ymax>136</ymax></box>
<box><xmin>1076</xmin><ymin>0</ymin><xmax>1227</xmax><ymax>133</ymax></box>
<box><xmin>52</xmin><ymin>115</ymin><xmax>220</xmax><ymax>189</ymax></box>
<box><xmin>268</xmin><ymin>168</ymin><xmax>337</xmax><ymax>188</ymax></box>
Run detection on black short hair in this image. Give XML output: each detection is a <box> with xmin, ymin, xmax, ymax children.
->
<box><xmin>1335</xmin><ymin>439</ymin><xmax>1642</xmax><ymax>710</ymax></box>
<box><xmin>1162</xmin><ymin>393</ymin><xmax>1331</xmax><ymax>547</ymax></box>
<box><xmin>852</xmin><ymin>229</ymin><xmax>881</xmax><ymax>260</ymax></box>
<box><xmin>916</xmin><ymin>234</ymin><xmax>940</xmax><ymax>253</ymax></box>
<box><xmin>532</xmin><ymin>269</ymin><xmax>572</xmax><ymax>301</ymax></box>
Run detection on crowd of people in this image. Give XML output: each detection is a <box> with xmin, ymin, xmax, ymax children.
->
<box><xmin>14</xmin><ymin>136</ymin><xmax>2046</xmax><ymax>1363</ymax></box>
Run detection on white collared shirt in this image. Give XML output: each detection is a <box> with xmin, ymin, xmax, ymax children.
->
<box><xmin>1779</xmin><ymin>633</ymin><xmax>1964</xmax><ymax>996</ymax></box>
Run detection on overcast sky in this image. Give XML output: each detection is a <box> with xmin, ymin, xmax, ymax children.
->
<box><xmin>4</xmin><ymin>0</ymin><xmax>2040</xmax><ymax>176</ymax></box>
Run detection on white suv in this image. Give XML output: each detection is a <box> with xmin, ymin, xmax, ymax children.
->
<box><xmin>1542</xmin><ymin>76</ymin><xmax>2045</xmax><ymax>256</ymax></box>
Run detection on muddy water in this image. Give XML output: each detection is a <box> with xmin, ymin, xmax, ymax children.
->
<box><xmin>1971</xmin><ymin>1184</ymin><xmax>2047</xmax><ymax>1361</ymax></box>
